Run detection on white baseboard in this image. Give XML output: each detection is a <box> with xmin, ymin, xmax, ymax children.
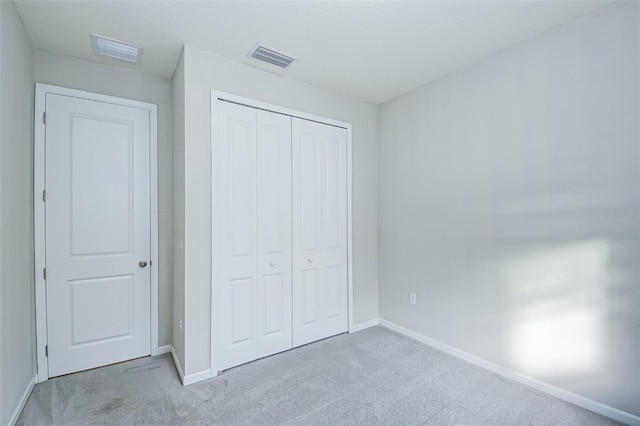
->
<box><xmin>183</xmin><ymin>369</ymin><xmax>211</xmax><ymax>386</ymax></box>
<box><xmin>8</xmin><ymin>374</ymin><xmax>36</xmax><ymax>426</ymax></box>
<box><xmin>156</xmin><ymin>344</ymin><xmax>172</xmax><ymax>355</ymax></box>
<box><xmin>379</xmin><ymin>319</ymin><xmax>639</xmax><ymax>426</ymax></box>
<box><xmin>170</xmin><ymin>346</ymin><xmax>185</xmax><ymax>384</ymax></box>
<box><xmin>169</xmin><ymin>345</ymin><xmax>211</xmax><ymax>386</ymax></box>
<box><xmin>349</xmin><ymin>318</ymin><xmax>379</xmax><ymax>333</ymax></box>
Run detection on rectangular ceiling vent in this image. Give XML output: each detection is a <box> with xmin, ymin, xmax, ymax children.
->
<box><xmin>249</xmin><ymin>44</ymin><xmax>296</xmax><ymax>69</ymax></box>
<box><xmin>91</xmin><ymin>34</ymin><xmax>143</xmax><ymax>64</ymax></box>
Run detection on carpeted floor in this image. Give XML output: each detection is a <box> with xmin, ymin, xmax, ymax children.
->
<box><xmin>17</xmin><ymin>326</ymin><xmax>620</xmax><ymax>425</ymax></box>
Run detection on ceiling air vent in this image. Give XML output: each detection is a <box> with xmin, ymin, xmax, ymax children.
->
<box><xmin>248</xmin><ymin>44</ymin><xmax>297</xmax><ymax>69</ymax></box>
<box><xmin>91</xmin><ymin>34</ymin><xmax>143</xmax><ymax>64</ymax></box>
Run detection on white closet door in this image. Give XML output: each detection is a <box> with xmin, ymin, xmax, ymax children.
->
<box><xmin>292</xmin><ymin>118</ymin><xmax>348</xmax><ymax>347</ymax></box>
<box><xmin>217</xmin><ymin>102</ymin><xmax>259</xmax><ymax>370</ymax></box>
<box><xmin>216</xmin><ymin>102</ymin><xmax>292</xmax><ymax>370</ymax></box>
<box><xmin>256</xmin><ymin>110</ymin><xmax>292</xmax><ymax>358</ymax></box>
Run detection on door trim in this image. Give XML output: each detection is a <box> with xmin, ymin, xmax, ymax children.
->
<box><xmin>34</xmin><ymin>83</ymin><xmax>159</xmax><ymax>382</ymax></box>
<box><xmin>210</xmin><ymin>89</ymin><xmax>354</xmax><ymax>379</ymax></box>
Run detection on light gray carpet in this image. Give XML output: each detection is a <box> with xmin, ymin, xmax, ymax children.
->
<box><xmin>17</xmin><ymin>326</ymin><xmax>620</xmax><ymax>425</ymax></box>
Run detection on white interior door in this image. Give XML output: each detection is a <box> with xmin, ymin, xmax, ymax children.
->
<box><xmin>45</xmin><ymin>93</ymin><xmax>151</xmax><ymax>377</ymax></box>
<box><xmin>216</xmin><ymin>101</ymin><xmax>293</xmax><ymax>371</ymax></box>
<box><xmin>292</xmin><ymin>118</ymin><xmax>348</xmax><ymax>347</ymax></box>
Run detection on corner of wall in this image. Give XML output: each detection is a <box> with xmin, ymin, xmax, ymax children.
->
<box><xmin>171</xmin><ymin>49</ymin><xmax>186</xmax><ymax>375</ymax></box>
<box><xmin>0</xmin><ymin>0</ymin><xmax>37</xmax><ymax>424</ymax></box>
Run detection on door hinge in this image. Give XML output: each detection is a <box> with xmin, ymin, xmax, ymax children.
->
<box><xmin>45</xmin><ymin>345</ymin><xmax>48</xmax><ymax>357</ymax></box>
<box><xmin>43</xmin><ymin>267</ymin><xmax>47</xmax><ymax>280</ymax></box>
<box><xmin>43</xmin><ymin>112</ymin><xmax>47</xmax><ymax>124</ymax></box>
<box><xmin>42</xmin><ymin>190</ymin><xmax>46</xmax><ymax>202</ymax></box>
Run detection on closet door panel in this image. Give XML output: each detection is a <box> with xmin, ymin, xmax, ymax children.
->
<box><xmin>296</xmin><ymin>130</ymin><xmax>323</xmax><ymax>332</ymax></box>
<box><xmin>216</xmin><ymin>98</ymin><xmax>349</xmax><ymax>369</ymax></box>
<box><xmin>322</xmin><ymin>129</ymin><xmax>348</xmax><ymax>335</ymax></box>
<box><xmin>300</xmin><ymin>133</ymin><xmax>322</xmax><ymax>252</ymax></box>
<box><xmin>217</xmin><ymin>102</ymin><xmax>259</xmax><ymax>370</ymax></box>
<box><xmin>256</xmin><ymin>110</ymin><xmax>292</xmax><ymax>358</ymax></box>
<box><xmin>301</xmin><ymin>269</ymin><xmax>321</xmax><ymax>325</ymax></box>
<box><xmin>292</xmin><ymin>118</ymin><xmax>348</xmax><ymax>347</ymax></box>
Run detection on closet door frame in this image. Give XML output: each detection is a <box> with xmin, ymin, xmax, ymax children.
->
<box><xmin>210</xmin><ymin>90</ymin><xmax>353</xmax><ymax>377</ymax></box>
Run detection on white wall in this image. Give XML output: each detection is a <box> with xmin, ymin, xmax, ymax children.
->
<box><xmin>379</xmin><ymin>2</ymin><xmax>639</xmax><ymax>417</ymax></box>
<box><xmin>172</xmin><ymin>51</ymin><xmax>186</xmax><ymax>372</ymax></box>
<box><xmin>177</xmin><ymin>46</ymin><xmax>379</xmax><ymax>375</ymax></box>
<box><xmin>32</xmin><ymin>49</ymin><xmax>175</xmax><ymax>348</ymax></box>
<box><xmin>0</xmin><ymin>1</ymin><xmax>35</xmax><ymax>424</ymax></box>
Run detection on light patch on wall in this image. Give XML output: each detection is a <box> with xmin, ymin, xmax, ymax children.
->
<box><xmin>506</xmin><ymin>240</ymin><xmax>608</xmax><ymax>377</ymax></box>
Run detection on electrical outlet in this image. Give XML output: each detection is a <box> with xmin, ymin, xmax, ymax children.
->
<box><xmin>179</xmin><ymin>315</ymin><xmax>183</xmax><ymax>331</ymax></box>
<box><xmin>409</xmin><ymin>292</ymin><xmax>417</xmax><ymax>305</ymax></box>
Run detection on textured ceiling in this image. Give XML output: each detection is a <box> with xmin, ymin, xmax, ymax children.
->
<box><xmin>14</xmin><ymin>0</ymin><xmax>611</xmax><ymax>104</ymax></box>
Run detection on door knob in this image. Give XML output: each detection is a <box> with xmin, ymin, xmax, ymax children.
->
<box><xmin>307</xmin><ymin>258</ymin><xmax>313</xmax><ymax>264</ymax></box>
<box><xmin>270</xmin><ymin>261</ymin><xmax>275</xmax><ymax>267</ymax></box>
<box><xmin>139</xmin><ymin>260</ymin><xmax>148</xmax><ymax>268</ymax></box>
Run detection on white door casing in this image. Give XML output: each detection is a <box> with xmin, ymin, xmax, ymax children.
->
<box><xmin>292</xmin><ymin>118</ymin><xmax>349</xmax><ymax>347</ymax></box>
<box><xmin>36</xmin><ymin>86</ymin><xmax>158</xmax><ymax>379</ymax></box>
<box><xmin>216</xmin><ymin>101</ymin><xmax>293</xmax><ymax>371</ymax></box>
